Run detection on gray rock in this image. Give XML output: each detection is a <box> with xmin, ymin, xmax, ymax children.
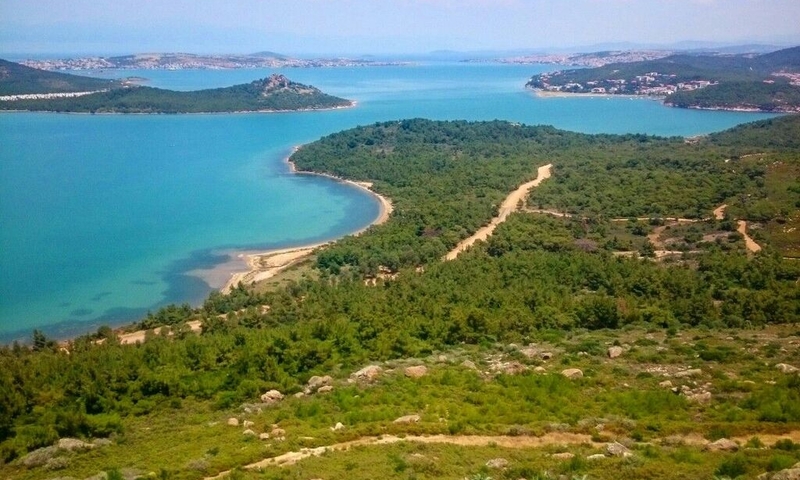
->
<box><xmin>551</xmin><ymin>452</ymin><xmax>575</xmax><ymax>460</ymax></box>
<box><xmin>706</xmin><ymin>438</ymin><xmax>739</xmax><ymax>452</ymax></box>
<box><xmin>331</xmin><ymin>422</ymin><xmax>345</xmax><ymax>431</ymax></box>
<box><xmin>561</xmin><ymin>368</ymin><xmax>583</xmax><ymax>379</ymax></box>
<box><xmin>56</xmin><ymin>438</ymin><xmax>93</xmax><ymax>451</ymax></box>
<box><xmin>541</xmin><ymin>351</ymin><xmax>554</xmax><ymax>360</ymax></box>
<box><xmin>307</xmin><ymin>375</ymin><xmax>333</xmax><ymax>391</ymax></box>
<box><xmin>351</xmin><ymin>365</ymin><xmax>383</xmax><ymax>382</ymax></box>
<box><xmin>770</xmin><ymin>462</ymin><xmax>800</xmax><ymax>480</ymax></box>
<box><xmin>227</xmin><ymin>417</ymin><xmax>239</xmax><ymax>427</ymax></box>
<box><xmin>586</xmin><ymin>453</ymin><xmax>606</xmax><ymax>460</ymax></box>
<box><xmin>317</xmin><ymin>385</ymin><xmax>334</xmax><ymax>393</ymax></box>
<box><xmin>404</xmin><ymin>365</ymin><xmax>428</xmax><ymax>378</ymax></box>
<box><xmin>21</xmin><ymin>446</ymin><xmax>59</xmax><ymax>467</ymax></box>
<box><xmin>673</xmin><ymin>369</ymin><xmax>702</xmax><ymax>378</ymax></box>
<box><xmin>608</xmin><ymin>346</ymin><xmax>623</xmax><ymax>359</ymax></box>
<box><xmin>659</xmin><ymin>380</ymin><xmax>673</xmax><ymax>388</ymax></box>
<box><xmin>776</xmin><ymin>363</ymin><xmax>799</xmax><ymax>374</ymax></box>
<box><xmin>606</xmin><ymin>442</ymin><xmax>633</xmax><ymax>458</ymax></box>
<box><xmin>259</xmin><ymin>432</ymin><xmax>270</xmax><ymax>440</ymax></box>
<box><xmin>485</xmin><ymin>458</ymin><xmax>509</xmax><ymax>469</ymax></box>
<box><xmin>260</xmin><ymin>389</ymin><xmax>284</xmax><ymax>403</ymax></box>
<box><xmin>393</xmin><ymin>414</ymin><xmax>421</xmax><ymax>424</ymax></box>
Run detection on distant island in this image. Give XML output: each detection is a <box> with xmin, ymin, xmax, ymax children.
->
<box><xmin>526</xmin><ymin>46</ymin><xmax>800</xmax><ymax>112</ymax></box>
<box><xmin>0</xmin><ymin>59</ymin><xmax>353</xmax><ymax>113</ymax></box>
<box><xmin>20</xmin><ymin>51</ymin><xmax>408</xmax><ymax>71</ymax></box>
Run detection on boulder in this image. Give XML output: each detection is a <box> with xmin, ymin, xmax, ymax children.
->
<box><xmin>227</xmin><ymin>417</ymin><xmax>239</xmax><ymax>427</ymax></box>
<box><xmin>258</xmin><ymin>433</ymin><xmax>270</xmax><ymax>440</ymax></box>
<box><xmin>674</xmin><ymin>369</ymin><xmax>702</xmax><ymax>378</ymax></box>
<box><xmin>307</xmin><ymin>375</ymin><xmax>333</xmax><ymax>392</ymax></box>
<box><xmin>551</xmin><ymin>452</ymin><xmax>575</xmax><ymax>460</ymax></box>
<box><xmin>404</xmin><ymin>365</ymin><xmax>428</xmax><ymax>378</ymax></box>
<box><xmin>243</xmin><ymin>420</ymin><xmax>254</xmax><ymax>428</ymax></box>
<box><xmin>606</xmin><ymin>442</ymin><xmax>633</xmax><ymax>458</ymax></box>
<box><xmin>393</xmin><ymin>414</ymin><xmax>421</xmax><ymax>424</ymax></box>
<box><xmin>540</xmin><ymin>351</ymin><xmax>553</xmax><ymax>360</ymax></box>
<box><xmin>351</xmin><ymin>365</ymin><xmax>383</xmax><ymax>382</ymax></box>
<box><xmin>769</xmin><ymin>462</ymin><xmax>800</xmax><ymax>480</ymax></box>
<box><xmin>56</xmin><ymin>438</ymin><xmax>93</xmax><ymax>451</ymax></box>
<box><xmin>608</xmin><ymin>346</ymin><xmax>623</xmax><ymax>359</ymax></box>
<box><xmin>271</xmin><ymin>428</ymin><xmax>286</xmax><ymax>437</ymax></box>
<box><xmin>776</xmin><ymin>364</ymin><xmax>799</xmax><ymax>374</ymax></box>
<box><xmin>260</xmin><ymin>389</ymin><xmax>284</xmax><ymax>403</ymax></box>
<box><xmin>586</xmin><ymin>453</ymin><xmax>606</xmax><ymax>460</ymax></box>
<box><xmin>331</xmin><ymin>422</ymin><xmax>345</xmax><ymax>431</ymax></box>
<box><xmin>659</xmin><ymin>380</ymin><xmax>673</xmax><ymax>388</ymax></box>
<box><xmin>243</xmin><ymin>429</ymin><xmax>256</xmax><ymax>436</ymax></box>
<box><xmin>485</xmin><ymin>458</ymin><xmax>509</xmax><ymax>469</ymax></box>
<box><xmin>561</xmin><ymin>368</ymin><xmax>583</xmax><ymax>379</ymax></box>
<box><xmin>706</xmin><ymin>438</ymin><xmax>739</xmax><ymax>452</ymax></box>
<box><xmin>317</xmin><ymin>385</ymin><xmax>334</xmax><ymax>394</ymax></box>
<box><xmin>461</xmin><ymin>360</ymin><xmax>477</xmax><ymax>370</ymax></box>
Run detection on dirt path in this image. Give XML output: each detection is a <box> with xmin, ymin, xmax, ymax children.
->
<box><xmin>445</xmin><ymin>164</ymin><xmax>552</xmax><ymax>260</ymax></box>
<box><xmin>713</xmin><ymin>204</ymin><xmax>727</xmax><ymax>220</ymax></box>
<box><xmin>738</xmin><ymin>220</ymin><xmax>763</xmax><ymax>253</ymax></box>
<box><xmin>204</xmin><ymin>430</ymin><xmax>800</xmax><ymax>479</ymax></box>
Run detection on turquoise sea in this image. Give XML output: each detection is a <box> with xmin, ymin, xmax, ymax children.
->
<box><xmin>0</xmin><ymin>63</ymin><xmax>779</xmax><ymax>342</ymax></box>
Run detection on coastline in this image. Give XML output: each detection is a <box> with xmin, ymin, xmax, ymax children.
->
<box><xmin>0</xmin><ymin>100</ymin><xmax>357</xmax><ymax>115</ymax></box>
<box><xmin>212</xmin><ymin>145</ymin><xmax>393</xmax><ymax>294</ymax></box>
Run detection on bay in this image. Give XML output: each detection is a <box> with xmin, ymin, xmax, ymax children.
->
<box><xmin>0</xmin><ymin>62</ymin><xmax>778</xmax><ymax>342</ymax></box>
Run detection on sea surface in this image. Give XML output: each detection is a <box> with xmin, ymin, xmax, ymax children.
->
<box><xmin>0</xmin><ymin>62</ymin><xmax>779</xmax><ymax>342</ymax></box>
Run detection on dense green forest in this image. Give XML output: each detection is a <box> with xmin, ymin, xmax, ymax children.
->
<box><xmin>666</xmin><ymin>80</ymin><xmax>800</xmax><ymax>112</ymax></box>
<box><xmin>526</xmin><ymin>46</ymin><xmax>800</xmax><ymax>112</ymax></box>
<box><xmin>0</xmin><ymin>66</ymin><xmax>352</xmax><ymax>113</ymax></box>
<box><xmin>1</xmin><ymin>117</ymin><xmax>799</xmax><ymax>479</ymax></box>
<box><xmin>0</xmin><ymin>59</ymin><xmax>119</xmax><ymax>95</ymax></box>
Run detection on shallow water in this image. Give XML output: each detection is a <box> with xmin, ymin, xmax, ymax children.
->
<box><xmin>0</xmin><ymin>62</ymin><xmax>778</xmax><ymax>341</ymax></box>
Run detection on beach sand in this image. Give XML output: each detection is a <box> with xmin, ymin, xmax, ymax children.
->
<box><xmin>204</xmin><ymin>146</ymin><xmax>393</xmax><ymax>294</ymax></box>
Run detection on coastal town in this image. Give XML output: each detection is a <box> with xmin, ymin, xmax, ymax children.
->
<box><xmin>22</xmin><ymin>52</ymin><xmax>408</xmax><ymax>71</ymax></box>
<box><xmin>529</xmin><ymin>69</ymin><xmax>717</xmax><ymax>96</ymax></box>
<box><xmin>477</xmin><ymin>49</ymin><xmax>673</xmax><ymax>67</ymax></box>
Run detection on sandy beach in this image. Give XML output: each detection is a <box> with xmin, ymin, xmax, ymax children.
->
<box><xmin>211</xmin><ymin>146</ymin><xmax>393</xmax><ymax>293</ymax></box>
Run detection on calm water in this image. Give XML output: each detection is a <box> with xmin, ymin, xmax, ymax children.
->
<box><xmin>0</xmin><ymin>63</ymin><xmax>778</xmax><ymax>341</ymax></box>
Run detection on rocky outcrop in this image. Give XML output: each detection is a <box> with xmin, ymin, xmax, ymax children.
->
<box><xmin>260</xmin><ymin>389</ymin><xmax>284</xmax><ymax>403</ymax></box>
<box><xmin>561</xmin><ymin>368</ymin><xmax>583</xmax><ymax>379</ymax></box>
<box><xmin>404</xmin><ymin>365</ymin><xmax>428</xmax><ymax>378</ymax></box>
<box><xmin>706</xmin><ymin>438</ymin><xmax>739</xmax><ymax>452</ymax></box>
<box><xmin>608</xmin><ymin>346</ymin><xmax>623</xmax><ymax>358</ymax></box>
<box><xmin>393</xmin><ymin>414</ymin><xmax>421</xmax><ymax>424</ymax></box>
<box><xmin>351</xmin><ymin>365</ymin><xmax>383</xmax><ymax>382</ymax></box>
<box><xmin>486</xmin><ymin>458</ymin><xmax>509</xmax><ymax>469</ymax></box>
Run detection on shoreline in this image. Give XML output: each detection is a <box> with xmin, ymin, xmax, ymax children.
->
<box><xmin>0</xmin><ymin>100</ymin><xmax>357</xmax><ymax>115</ymax></box>
<box><xmin>211</xmin><ymin>145</ymin><xmax>393</xmax><ymax>293</ymax></box>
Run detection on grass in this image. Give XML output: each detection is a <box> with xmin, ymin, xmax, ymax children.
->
<box><xmin>3</xmin><ymin>325</ymin><xmax>799</xmax><ymax>480</ymax></box>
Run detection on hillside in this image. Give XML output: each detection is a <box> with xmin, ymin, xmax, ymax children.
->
<box><xmin>527</xmin><ymin>46</ymin><xmax>800</xmax><ymax>112</ymax></box>
<box><xmin>0</xmin><ymin>59</ymin><xmax>119</xmax><ymax>96</ymax></box>
<box><xmin>1</xmin><ymin>116</ymin><xmax>799</xmax><ymax>479</ymax></box>
<box><xmin>0</xmin><ymin>69</ymin><xmax>353</xmax><ymax>113</ymax></box>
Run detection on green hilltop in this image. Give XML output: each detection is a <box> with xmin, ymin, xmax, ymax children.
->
<box><xmin>0</xmin><ymin>59</ymin><xmax>353</xmax><ymax>113</ymax></box>
<box><xmin>2</xmin><ymin>115</ymin><xmax>800</xmax><ymax>479</ymax></box>
<box><xmin>527</xmin><ymin>46</ymin><xmax>800</xmax><ymax>112</ymax></box>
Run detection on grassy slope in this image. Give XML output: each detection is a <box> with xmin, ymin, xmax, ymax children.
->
<box><xmin>0</xmin><ymin>59</ymin><xmax>118</xmax><ymax>95</ymax></box>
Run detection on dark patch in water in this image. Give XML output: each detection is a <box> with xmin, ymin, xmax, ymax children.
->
<box><xmin>132</xmin><ymin>280</ymin><xmax>156</xmax><ymax>286</ymax></box>
<box><xmin>59</xmin><ymin>302</ymin><xmax>72</xmax><ymax>307</ymax></box>
<box><xmin>91</xmin><ymin>291</ymin><xmax>112</xmax><ymax>301</ymax></box>
<box><xmin>70</xmin><ymin>308</ymin><xmax>93</xmax><ymax>317</ymax></box>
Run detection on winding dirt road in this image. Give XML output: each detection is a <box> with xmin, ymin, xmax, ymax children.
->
<box><xmin>445</xmin><ymin>164</ymin><xmax>553</xmax><ymax>260</ymax></box>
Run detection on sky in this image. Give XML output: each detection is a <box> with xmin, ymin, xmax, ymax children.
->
<box><xmin>1</xmin><ymin>0</ymin><xmax>799</xmax><ymax>56</ymax></box>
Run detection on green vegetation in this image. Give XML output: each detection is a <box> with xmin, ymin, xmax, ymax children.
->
<box><xmin>0</xmin><ymin>63</ymin><xmax>352</xmax><ymax>113</ymax></box>
<box><xmin>1</xmin><ymin>116</ymin><xmax>800</xmax><ymax>479</ymax></box>
<box><xmin>667</xmin><ymin>80</ymin><xmax>800</xmax><ymax>112</ymax></box>
<box><xmin>0</xmin><ymin>59</ymin><xmax>118</xmax><ymax>95</ymax></box>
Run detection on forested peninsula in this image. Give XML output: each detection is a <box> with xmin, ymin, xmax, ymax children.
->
<box><xmin>0</xmin><ymin>59</ymin><xmax>352</xmax><ymax>113</ymax></box>
<box><xmin>527</xmin><ymin>46</ymin><xmax>800</xmax><ymax>112</ymax></box>
<box><xmin>2</xmin><ymin>117</ymin><xmax>800</xmax><ymax>480</ymax></box>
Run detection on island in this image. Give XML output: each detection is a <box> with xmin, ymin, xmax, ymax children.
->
<box><xmin>526</xmin><ymin>45</ymin><xmax>800</xmax><ymax>112</ymax></box>
<box><xmin>0</xmin><ymin>59</ymin><xmax>353</xmax><ymax>113</ymax></box>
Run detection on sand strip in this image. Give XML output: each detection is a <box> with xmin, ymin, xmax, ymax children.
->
<box><xmin>445</xmin><ymin>164</ymin><xmax>552</xmax><ymax>260</ymax></box>
<box><xmin>218</xmin><ymin>147</ymin><xmax>394</xmax><ymax>293</ymax></box>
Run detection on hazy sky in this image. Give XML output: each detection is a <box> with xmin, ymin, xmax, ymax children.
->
<box><xmin>1</xmin><ymin>0</ymin><xmax>799</xmax><ymax>56</ymax></box>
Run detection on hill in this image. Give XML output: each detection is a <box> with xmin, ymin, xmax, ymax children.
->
<box><xmin>0</xmin><ymin>59</ymin><xmax>119</xmax><ymax>96</ymax></box>
<box><xmin>0</xmin><ymin>67</ymin><xmax>353</xmax><ymax>113</ymax></box>
<box><xmin>527</xmin><ymin>46</ymin><xmax>800</xmax><ymax>112</ymax></box>
<box><xmin>2</xmin><ymin>115</ymin><xmax>800</xmax><ymax>479</ymax></box>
